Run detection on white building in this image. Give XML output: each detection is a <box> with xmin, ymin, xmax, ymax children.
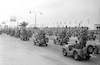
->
<box><xmin>94</xmin><ymin>24</ymin><xmax>100</xmax><ymax>30</ymax></box>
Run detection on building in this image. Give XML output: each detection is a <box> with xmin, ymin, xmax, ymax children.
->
<box><xmin>94</xmin><ymin>24</ymin><xmax>100</xmax><ymax>30</ymax></box>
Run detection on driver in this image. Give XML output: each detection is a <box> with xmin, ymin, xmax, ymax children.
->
<box><xmin>74</xmin><ymin>40</ymin><xmax>80</xmax><ymax>49</ymax></box>
<box><xmin>78</xmin><ymin>28</ymin><xmax>88</xmax><ymax>49</ymax></box>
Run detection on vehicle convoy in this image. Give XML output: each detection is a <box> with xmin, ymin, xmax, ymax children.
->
<box><xmin>33</xmin><ymin>30</ymin><xmax>49</xmax><ymax>46</ymax></box>
<box><xmin>20</xmin><ymin>29</ymin><xmax>30</xmax><ymax>41</ymax></box>
<box><xmin>62</xmin><ymin>41</ymin><xmax>94</xmax><ymax>60</ymax></box>
<box><xmin>53</xmin><ymin>30</ymin><xmax>69</xmax><ymax>45</ymax></box>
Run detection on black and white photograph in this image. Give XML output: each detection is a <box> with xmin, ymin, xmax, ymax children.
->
<box><xmin>0</xmin><ymin>0</ymin><xmax>100</xmax><ymax>65</ymax></box>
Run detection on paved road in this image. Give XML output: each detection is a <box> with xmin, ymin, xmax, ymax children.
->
<box><xmin>0</xmin><ymin>34</ymin><xmax>100</xmax><ymax>65</ymax></box>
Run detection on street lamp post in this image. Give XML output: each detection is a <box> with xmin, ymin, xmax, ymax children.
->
<box><xmin>29</xmin><ymin>11</ymin><xmax>42</xmax><ymax>28</ymax></box>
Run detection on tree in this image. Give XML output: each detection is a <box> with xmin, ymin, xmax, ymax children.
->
<box><xmin>19</xmin><ymin>21</ymin><xmax>28</xmax><ymax>28</ymax></box>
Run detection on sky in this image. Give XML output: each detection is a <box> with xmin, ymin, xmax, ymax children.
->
<box><xmin>0</xmin><ymin>0</ymin><xmax>100</xmax><ymax>29</ymax></box>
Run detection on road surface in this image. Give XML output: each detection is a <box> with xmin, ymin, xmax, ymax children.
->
<box><xmin>0</xmin><ymin>34</ymin><xmax>100</xmax><ymax>65</ymax></box>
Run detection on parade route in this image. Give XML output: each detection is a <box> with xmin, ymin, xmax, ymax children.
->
<box><xmin>0</xmin><ymin>34</ymin><xmax>100</xmax><ymax>65</ymax></box>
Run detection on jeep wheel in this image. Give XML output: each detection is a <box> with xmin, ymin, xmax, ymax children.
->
<box><xmin>94</xmin><ymin>47</ymin><xmax>99</xmax><ymax>54</ymax></box>
<box><xmin>86</xmin><ymin>55</ymin><xmax>91</xmax><ymax>59</ymax></box>
<box><xmin>63</xmin><ymin>49</ymin><xmax>67</xmax><ymax>56</ymax></box>
<box><xmin>87</xmin><ymin>45</ymin><xmax>94</xmax><ymax>54</ymax></box>
<box><xmin>74</xmin><ymin>52</ymin><xmax>81</xmax><ymax>60</ymax></box>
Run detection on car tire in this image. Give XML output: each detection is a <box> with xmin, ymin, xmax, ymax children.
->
<box><xmin>94</xmin><ymin>46</ymin><xmax>99</xmax><ymax>54</ymax></box>
<box><xmin>87</xmin><ymin>45</ymin><xmax>94</xmax><ymax>54</ymax></box>
<box><xmin>63</xmin><ymin>49</ymin><xmax>67</xmax><ymax>56</ymax></box>
<box><xmin>74</xmin><ymin>52</ymin><xmax>81</xmax><ymax>60</ymax></box>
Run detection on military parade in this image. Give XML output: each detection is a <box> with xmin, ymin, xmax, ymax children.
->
<box><xmin>1</xmin><ymin>23</ymin><xmax>100</xmax><ymax>65</ymax></box>
<box><xmin>0</xmin><ymin>25</ymin><xmax>100</xmax><ymax>61</ymax></box>
<box><xmin>0</xmin><ymin>0</ymin><xmax>100</xmax><ymax>65</ymax></box>
<box><xmin>0</xmin><ymin>19</ymin><xmax>100</xmax><ymax>65</ymax></box>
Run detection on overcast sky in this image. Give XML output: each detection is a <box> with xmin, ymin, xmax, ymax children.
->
<box><xmin>0</xmin><ymin>0</ymin><xmax>100</xmax><ymax>29</ymax></box>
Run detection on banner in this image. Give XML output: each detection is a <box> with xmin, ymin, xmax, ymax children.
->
<box><xmin>10</xmin><ymin>16</ymin><xmax>16</xmax><ymax>22</ymax></box>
